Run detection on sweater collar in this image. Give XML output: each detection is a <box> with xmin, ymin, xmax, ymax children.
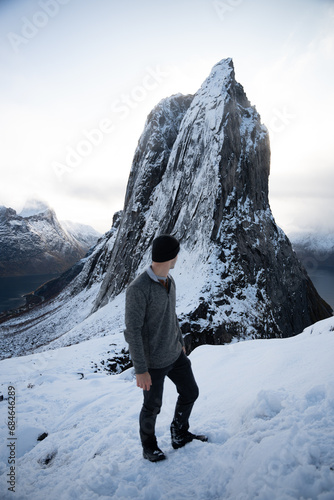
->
<box><xmin>146</xmin><ymin>266</ymin><xmax>170</xmax><ymax>283</ymax></box>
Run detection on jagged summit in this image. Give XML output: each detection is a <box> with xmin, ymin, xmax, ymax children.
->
<box><xmin>94</xmin><ymin>59</ymin><xmax>250</xmax><ymax>306</ymax></box>
<box><xmin>0</xmin><ymin>58</ymin><xmax>331</xmax><ymax>359</ymax></box>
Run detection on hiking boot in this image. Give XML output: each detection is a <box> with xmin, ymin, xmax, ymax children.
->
<box><xmin>171</xmin><ymin>422</ymin><xmax>208</xmax><ymax>449</ymax></box>
<box><xmin>143</xmin><ymin>445</ymin><xmax>166</xmax><ymax>462</ymax></box>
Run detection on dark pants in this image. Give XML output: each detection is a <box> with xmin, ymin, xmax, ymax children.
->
<box><xmin>139</xmin><ymin>351</ymin><xmax>199</xmax><ymax>448</ymax></box>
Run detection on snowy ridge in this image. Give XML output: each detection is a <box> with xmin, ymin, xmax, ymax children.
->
<box><xmin>0</xmin><ymin>317</ymin><xmax>333</xmax><ymax>499</ymax></box>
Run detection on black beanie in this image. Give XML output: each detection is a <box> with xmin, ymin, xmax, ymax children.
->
<box><xmin>152</xmin><ymin>234</ymin><xmax>180</xmax><ymax>263</ymax></box>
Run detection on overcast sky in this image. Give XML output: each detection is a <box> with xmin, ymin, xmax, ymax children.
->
<box><xmin>0</xmin><ymin>0</ymin><xmax>333</xmax><ymax>234</ymax></box>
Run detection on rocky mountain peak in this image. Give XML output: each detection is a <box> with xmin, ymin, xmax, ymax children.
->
<box><xmin>93</xmin><ymin>58</ymin><xmax>269</xmax><ymax>303</ymax></box>
<box><xmin>93</xmin><ymin>57</ymin><xmax>331</xmax><ymax>342</ymax></box>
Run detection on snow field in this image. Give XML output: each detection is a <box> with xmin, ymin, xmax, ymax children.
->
<box><xmin>0</xmin><ymin>317</ymin><xmax>334</xmax><ymax>499</ymax></box>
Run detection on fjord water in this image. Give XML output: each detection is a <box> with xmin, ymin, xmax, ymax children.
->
<box><xmin>0</xmin><ymin>268</ymin><xmax>332</xmax><ymax>315</ymax></box>
<box><xmin>307</xmin><ymin>265</ymin><xmax>334</xmax><ymax>310</ymax></box>
<box><xmin>0</xmin><ymin>274</ymin><xmax>59</xmax><ymax>312</ymax></box>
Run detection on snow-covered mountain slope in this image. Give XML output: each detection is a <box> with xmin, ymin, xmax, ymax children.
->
<box><xmin>61</xmin><ymin>220</ymin><xmax>101</xmax><ymax>251</ymax></box>
<box><xmin>0</xmin><ymin>317</ymin><xmax>333</xmax><ymax>500</ymax></box>
<box><xmin>0</xmin><ymin>58</ymin><xmax>332</xmax><ymax>359</ymax></box>
<box><xmin>0</xmin><ymin>202</ymin><xmax>100</xmax><ymax>278</ymax></box>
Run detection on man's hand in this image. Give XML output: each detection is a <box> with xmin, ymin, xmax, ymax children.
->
<box><xmin>136</xmin><ymin>372</ymin><xmax>152</xmax><ymax>391</ymax></box>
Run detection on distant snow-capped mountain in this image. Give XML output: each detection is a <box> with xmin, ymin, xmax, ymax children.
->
<box><xmin>290</xmin><ymin>232</ymin><xmax>334</xmax><ymax>265</ymax></box>
<box><xmin>61</xmin><ymin>220</ymin><xmax>102</xmax><ymax>250</ymax></box>
<box><xmin>18</xmin><ymin>199</ymin><xmax>50</xmax><ymax>218</ymax></box>
<box><xmin>0</xmin><ymin>201</ymin><xmax>101</xmax><ymax>277</ymax></box>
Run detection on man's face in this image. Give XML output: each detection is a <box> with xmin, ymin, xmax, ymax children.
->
<box><xmin>169</xmin><ymin>255</ymin><xmax>178</xmax><ymax>269</ymax></box>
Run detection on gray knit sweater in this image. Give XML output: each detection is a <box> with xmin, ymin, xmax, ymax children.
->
<box><xmin>124</xmin><ymin>268</ymin><xmax>184</xmax><ymax>374</ymax></box>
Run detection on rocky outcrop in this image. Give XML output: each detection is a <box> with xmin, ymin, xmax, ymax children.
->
<box><xmin>93</xmin><ymin>93</ymin><xmax>194</xmax><ymax>306</ymax></box>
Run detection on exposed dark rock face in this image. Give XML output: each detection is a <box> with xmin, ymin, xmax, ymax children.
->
<box><xmin>93</xmin><ymin>94</ymin><xmax>194</xmax><ymax>308</ymax></box>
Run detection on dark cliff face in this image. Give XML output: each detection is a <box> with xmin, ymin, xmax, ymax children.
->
<box><xmin>93</xmin><ymin>58</ymin><xmax>332</xmax><ymax>340</ymax></box>
<box><xmin>93</xmin><ymin>94</ymin><xmax>194</xmax><ymax>307</ymax></box>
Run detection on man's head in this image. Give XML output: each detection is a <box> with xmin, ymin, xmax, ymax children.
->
<box><xmin>152</xmin><ymin>234</ymin><xmax>180</xmax><ymax>264</ymax></box>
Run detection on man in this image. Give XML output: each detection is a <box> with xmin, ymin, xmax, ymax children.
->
<box><xmin>124</xmin><ymin>234</ymin><xmax>207</xmax><ymax>462</ymax></box>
